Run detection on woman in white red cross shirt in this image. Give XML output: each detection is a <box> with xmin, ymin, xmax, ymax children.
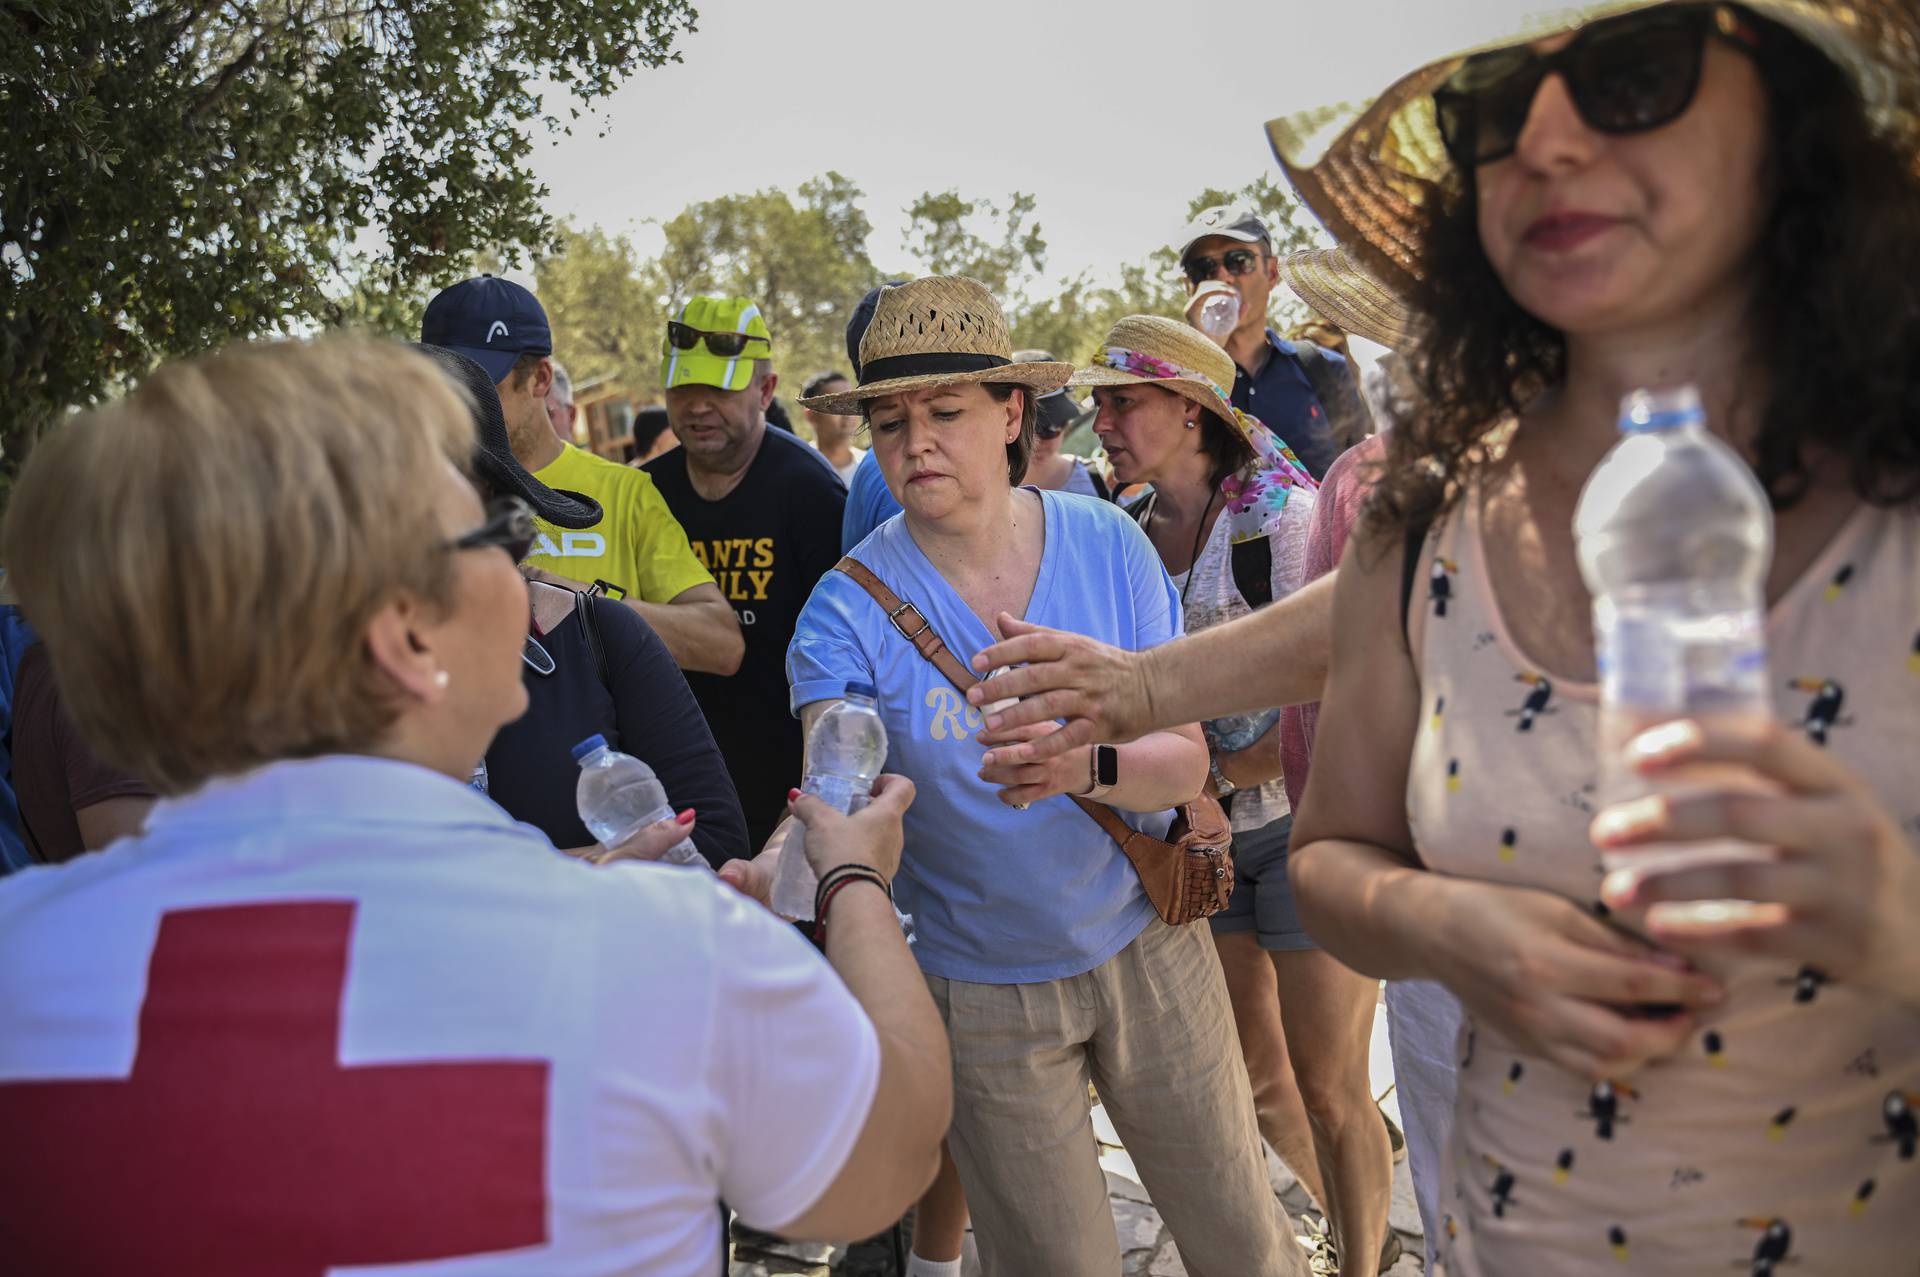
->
<box><xmin>0</xmin><ymin>336</ymin><xmax>950</xmax><ymax>1277</ymax></box>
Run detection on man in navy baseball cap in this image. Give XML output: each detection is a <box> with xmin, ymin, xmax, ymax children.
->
<box><xmin>421</xmin><ymin>274</ymin><xmax>553</xmax><ymax>384</ymax></box>
<box><xmin>420</xmin><ymin>274</ymin><xmax>744</xmax><ymax>677</ymax></box>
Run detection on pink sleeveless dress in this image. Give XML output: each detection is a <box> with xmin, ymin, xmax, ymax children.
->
<box><xmin>1406</xmin><ymin>491</ymin><xmax>1920</xmax><ymax>1276</ymax></box>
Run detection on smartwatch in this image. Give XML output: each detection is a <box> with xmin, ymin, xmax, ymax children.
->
<box><xmin>1084</xmin><ymin>744</ymin><xmax>1119</xmax><ymax>800</ymax></box>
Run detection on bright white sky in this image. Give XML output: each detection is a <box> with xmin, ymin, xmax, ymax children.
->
<box><xmin>523</xmin><ymin>0</ymin><xmax>1481</xmax><ymax>290</ymax></box>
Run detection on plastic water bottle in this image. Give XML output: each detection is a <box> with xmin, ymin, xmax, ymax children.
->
<box><xmin>1190</xmin><ymin>283</ymin><xmax>1241</xmax><ymax>342</ymax></box>
<box><xmin>770</xmin><ymin>682</ymin><xmax>889</xmax><ymax>920</ymax></box>
<box><xmin>1573</xmin><ymin>385</ymin><xmax>1775</xmax><ymax>927</ymax></box>
<box><xmin>571</xmin><ymin>734</ymin><xmax>707</xmax><ymax>868</ymax></box>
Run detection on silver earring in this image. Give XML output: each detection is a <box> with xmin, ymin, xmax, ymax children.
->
<box><xmin>1185</xmin><ymin>419</ymin><xmax>1199</xmax><ymax>430</ymax></box>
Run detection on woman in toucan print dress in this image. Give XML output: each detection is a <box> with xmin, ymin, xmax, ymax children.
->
<box><xmin>1281</xmin><ymin>2</ymin><xmax>1920</xmax><ymax>1272</ymax></box>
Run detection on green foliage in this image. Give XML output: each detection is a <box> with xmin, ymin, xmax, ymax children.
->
<box><xmin>0</xmin><ymin>0</ymin><xmax>698</xmax><ymax>493</ymax></box>
<box><xmin>535</xmin><ymin>222</ymin><xmax>667</xmax><ymax>399</ymax></box>
<box><xmin>1183</xmin><ymin>175</ymin><xmax>1329</xmax><ymax>259</ymax></box>
<box><xmin>900</xmin><ymin>189</ymin><xmax>1047</xmax><ymax>307</ymax></box>
<box><xmin>529</xmin><ymin>174</ymin><xmax>1331</xmax><ymax>418</ymax></box>
<box><xmin>647</xmin><ymin>173</ymin><xmax>881</xmax><ymax>399</ymax></box>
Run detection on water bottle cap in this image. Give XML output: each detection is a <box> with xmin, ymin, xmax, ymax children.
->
<box><xmin>1619</xmin><ymin>385</ymin><xmax>1705</xmax><ymax>433</ymax></box>
<box><xmin>844</xmin><ymin>680</ymin><xmax>879</xmax><ymax>701</ymax></box>
<box><xmin>570</xmin><ymin>734</ymin><xmax>609</xmax><ymax>763</ymax></box>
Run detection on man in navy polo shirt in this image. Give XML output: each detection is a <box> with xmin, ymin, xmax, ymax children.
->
<box><xmin>1175</xmin><ymin>206</ymin><xmax>1373</xmax><ymax>480</ymax></box>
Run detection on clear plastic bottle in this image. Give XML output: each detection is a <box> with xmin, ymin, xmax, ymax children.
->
<box><xmin>1188</xmin><ymin>282</ymin><xmax>1241</xmax><ymax>342</ymax></box>
<box><xmin>571</xmin><ymin>734</ymin><xmax>707</xmax><ymax>868</ymax></box>
<box><xmin>770</xmin><ymin>682</ymin><xmax>889</xmax><ymax>920</ymax></box>
<box><xmin>1572</xmin><ymin>385</ymin><xmax>1775</xmax><ymax>926</ymax></box>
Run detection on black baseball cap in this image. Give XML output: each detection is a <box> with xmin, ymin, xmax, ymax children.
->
<box><xmin>412</xmin><ymin>344</ymin><xmax>602</xmax><ymax>530</ymax></box>
<box><xmin>845</xmin><ymin>281</ymin><xmax>910</xmax><ymax>380</ymax></box>
<box><xmin>420</xmin><ymin>275</ymin><xmax>553</xmax><ymax>385</ymax></box>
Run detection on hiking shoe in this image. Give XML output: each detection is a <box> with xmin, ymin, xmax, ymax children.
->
<box><xmin>1382</xmin><ymin>1106</ymin><xmax>1407</xmax><ymax>1164</ymax></box>
<box><xmin>1376</xmin><ymin>1228</ymin><xmax>1405</xmax><ymax>1274</ymax></box>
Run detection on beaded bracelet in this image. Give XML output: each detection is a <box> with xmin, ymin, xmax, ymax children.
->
<box><xmin>813</xmin><ymin>862</ymin><xmax>891</xmax><ymax>910</ymax></box>
<box><xmin>813</xmin><ymin>864</ymin><xmax>893</xmax><ymax>943</ymax></box>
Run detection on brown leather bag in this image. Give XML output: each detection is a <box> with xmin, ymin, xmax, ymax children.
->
<box><xmin>835</xmin><ymin>556</ymin><xmax>1234</xmax><ymax>926</ymax></box>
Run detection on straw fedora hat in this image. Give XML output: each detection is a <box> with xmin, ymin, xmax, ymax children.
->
<box><xmin>1278</xmin><ymin>247</ymin><xmax>1413</xmax><ymax>351</ymax></box>
<box><xmin>1265</xmin><ymin>0</ymin><xmax>1920</xmax><ymax>297</ymax></box>
<box><xmin>1067</xmin><ymin>315</ymin><xmax>1244</xmax><ymax>432</ymax></box>
<box><xmin>800</xmin><ymin>277</ymin><xmax>1073</xmax><ymax>415</ymax></box>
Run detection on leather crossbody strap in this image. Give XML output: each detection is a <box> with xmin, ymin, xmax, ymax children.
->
<box><xmin>832</xmin><ymin>556</ymin><xmax>1149</xmax><ymax>853</ymax></box>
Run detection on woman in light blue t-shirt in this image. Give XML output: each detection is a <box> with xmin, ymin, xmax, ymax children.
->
<box><xmin>771</xmin><ymin>278</ymin><xmax>1303</xmax><ymax>1277</ymax></box>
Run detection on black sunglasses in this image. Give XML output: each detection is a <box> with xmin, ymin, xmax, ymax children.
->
<box><xmin>1182</xmin><ymin>248</ymin><xmax>1268</xmax><ymax>287</ymax></box>
<box><xmin>450</xmin><ymin>496</ymin><xmax>537</xmax><ymax>564</ymax></box>
<box><xmin>1433</xmin><ymin>5</ymin><xmax>1762</xmax><ymax>169</ymax></box>
<box><xmin>665</xmin><ymin>321</ymin><xmax>771</xmax><ymax>359</ymax></box>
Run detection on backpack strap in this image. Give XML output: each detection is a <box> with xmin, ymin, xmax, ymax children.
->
<box><xmin>579</xmin><ymin>592</ymin><xmax>612</xmax><ymax>692</ymax></box>
<box><xmin>1130</xmin><ymin>488</ymin><xmax>1273</xmax><ymax>611</ymax></box>
<box><xmin>1288</xmin><ymin>341</ymin><xmax>1343</xmax><ymax>414</ymax></box>
<box><xmin>1229</xmin><ymin>536</ymin><xmax>1273</xmax><ymax>610</ymax></box>
<box><xmin>831</xmin><ymin>555</ymin><xmax>1144</xmax><ymax>852</ymax></box>
<box><xmin>1289</xmin><ymin>341</ymin><xmax>1374</xmax><ymax>448</ymax></box>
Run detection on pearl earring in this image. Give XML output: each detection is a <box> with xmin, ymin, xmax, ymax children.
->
<box><xmin>433</xmin><ymin>670</ymin><xmax>450</xmax><ymax>690</ymax></box>
<box><xmin>1185</xmin><ymin>419</ymin><xmax>1199</xmax><ymax>430</ymax></box>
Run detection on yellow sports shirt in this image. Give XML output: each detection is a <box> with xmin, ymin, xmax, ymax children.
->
<box><xmin>526</xmin><ymin>445</ymin><xmax>714</xmax><ymax>603</ymax></box>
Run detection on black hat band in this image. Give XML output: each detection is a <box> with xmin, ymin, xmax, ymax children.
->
<box><xmin>858</xmin><ymin>351</ymin><xmax>1010</xmax><ymax>385</ymax></box>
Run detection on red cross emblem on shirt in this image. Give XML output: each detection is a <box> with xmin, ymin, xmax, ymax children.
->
<box><xmin>0</xmin><ymin>900</ymin><xmax>550</xmax><ymax>1275</ymax></box>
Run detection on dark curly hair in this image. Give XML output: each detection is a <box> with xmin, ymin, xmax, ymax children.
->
<box><xmin>1369</xmin><ymin>6</ymin><xmax>1920</xmax><ymax>541</ymax></box>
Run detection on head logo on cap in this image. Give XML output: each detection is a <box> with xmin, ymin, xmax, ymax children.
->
<box><xmin>420</xmin><ymin>275</ymin><xmax>552</xmax><ymax>385</ymax></box>
<box><xmin>660</xmin><ymin>296</ymin><xmax>774</xmax><ymax>394</ymax></box>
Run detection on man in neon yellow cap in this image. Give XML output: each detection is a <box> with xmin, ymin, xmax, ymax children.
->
<box><xmin>645</xmin><ymin>296</ymin><xmax>848</xmax><ymax>849</ymax></box>
<box><xmin>421</xmin><ymin>274</ymin><xmax>743</xmax><ymax>677</ymax></box>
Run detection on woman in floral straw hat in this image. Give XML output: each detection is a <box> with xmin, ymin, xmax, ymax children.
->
<box><xmin>754</xmin><ymin>277</ymin><xmax>1307</xmax><ymax>1277</ymax></box>
<box><xmin>1258</xmin><ymin>1</ymin><xmax>1920</xmax><ymax>1273</ymax></box>
<box><xmin>1072</xmin><ymin>315</ymin><xmax>1399</xmax><ymax>1275</ymax></box>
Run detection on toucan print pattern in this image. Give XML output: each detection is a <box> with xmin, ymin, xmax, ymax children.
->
<box><xmin>1403</xmin><ymin>493</ymin><xmax>1920</xmax><ymax>1276</ymax></box>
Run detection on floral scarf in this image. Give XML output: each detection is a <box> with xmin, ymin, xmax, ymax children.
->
<box><xmin>1092</xmin><ymin>345</ymin><xmax>1318</xmax><ymax>544</ymax></box>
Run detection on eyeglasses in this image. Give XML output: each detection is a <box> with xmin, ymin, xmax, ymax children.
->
<box><xmin>1434</xmin><ymin>5</ymin><xmax>1761</xmax><ymax>169</ymax></box>
<box><xmin>1182</xmin><ymin>248</ymin><xmax>1268</xmax><ymax>287</ymax></box>
<box><xmin>450</xmin><ymin>496</ymin><xmax>537</xmax><ymax>564</ymax></box>
<box><xmin>665</xmin><ymin>321</ymin><xmax>772</xmax><ymax>359</ymax></box>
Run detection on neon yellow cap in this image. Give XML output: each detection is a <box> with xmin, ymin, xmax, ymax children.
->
<box><xmin>660</xmin><ymin>296</ymin><xmax>773</xmax><ymax>392</ymax></box>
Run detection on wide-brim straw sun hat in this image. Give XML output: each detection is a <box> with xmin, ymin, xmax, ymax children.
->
<box><xmin>801</xmin><ymin>276</ymin><xmax>1073</xmax><ymax>415</ymax></box>
<box><xmin>1265</xmin><ymin>0</ymin><xmax>1920</xmax><ymax>298</ymax></box>
<box><xmin>1071</xmin><ymin>315</ymin><xmax>1318</xmax><ymax>533</ymax></box>
<box><xmin>1278</xmin><ymin>246</ymin><xmax>1414</xmax><ymax>351</ymax></box>
<box><xmin>1068</xmin><ymin>315</ymin><xmax>1247</xmax><ymax>432</ymax></box>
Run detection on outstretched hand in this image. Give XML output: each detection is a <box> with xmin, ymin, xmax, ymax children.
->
<box><xmin>967</xmin><ymin>614</ymin><xmax>1154</xmax><ymax>763</ymax></box>
<box><xmin>791</xmin><ymin>773</ymin><xmax>916</xmax><ymax>881</ymax></box>
<box><xmin>715</xmin><ymin>774</ymin><xmax>919</xmax><ymax>910</ymax></box>
<box><xmin>564</xmin><ymin>810</ymin><xmax>699</xmax><ymax>866</ymax></box>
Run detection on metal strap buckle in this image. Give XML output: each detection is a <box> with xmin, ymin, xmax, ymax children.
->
<box><xmin>888</xmin><ymin>600</ymin><xmax>930</xmax><ymax>643</ymax></box>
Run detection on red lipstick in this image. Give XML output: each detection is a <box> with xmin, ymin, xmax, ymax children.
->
<box><xmin>1522</xmin><ymin>211</ymin><xmax>1619</xmax><ymax>252</ymax></box>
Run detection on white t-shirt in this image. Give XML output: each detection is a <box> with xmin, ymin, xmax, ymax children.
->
<box><xmin>0</xmin><ymin>755</ymin><xmax>879</xmax><ymax>1276</ymax></box>
<box><xmin>821</xmin><ymin>445</ymin><xmax>866</xmax><ymax>487</ymax></box>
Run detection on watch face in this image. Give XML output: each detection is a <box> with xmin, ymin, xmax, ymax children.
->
<box><xmin>1095</xmin><ymin>745</ymin><xmax>1120</xmax><ymax>788</ymax></box>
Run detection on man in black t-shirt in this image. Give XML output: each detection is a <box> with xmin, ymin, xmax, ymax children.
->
<box><xmin>645</xmin><ymin>295</ymin><xmax>848</xmax><ymax>848</ymax></box>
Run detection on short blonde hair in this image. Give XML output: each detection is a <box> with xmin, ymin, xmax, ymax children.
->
<box><xmin>2</xmin><ymin>338</ymin><xmax>475</xmax><ymax>793</ymax></box>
